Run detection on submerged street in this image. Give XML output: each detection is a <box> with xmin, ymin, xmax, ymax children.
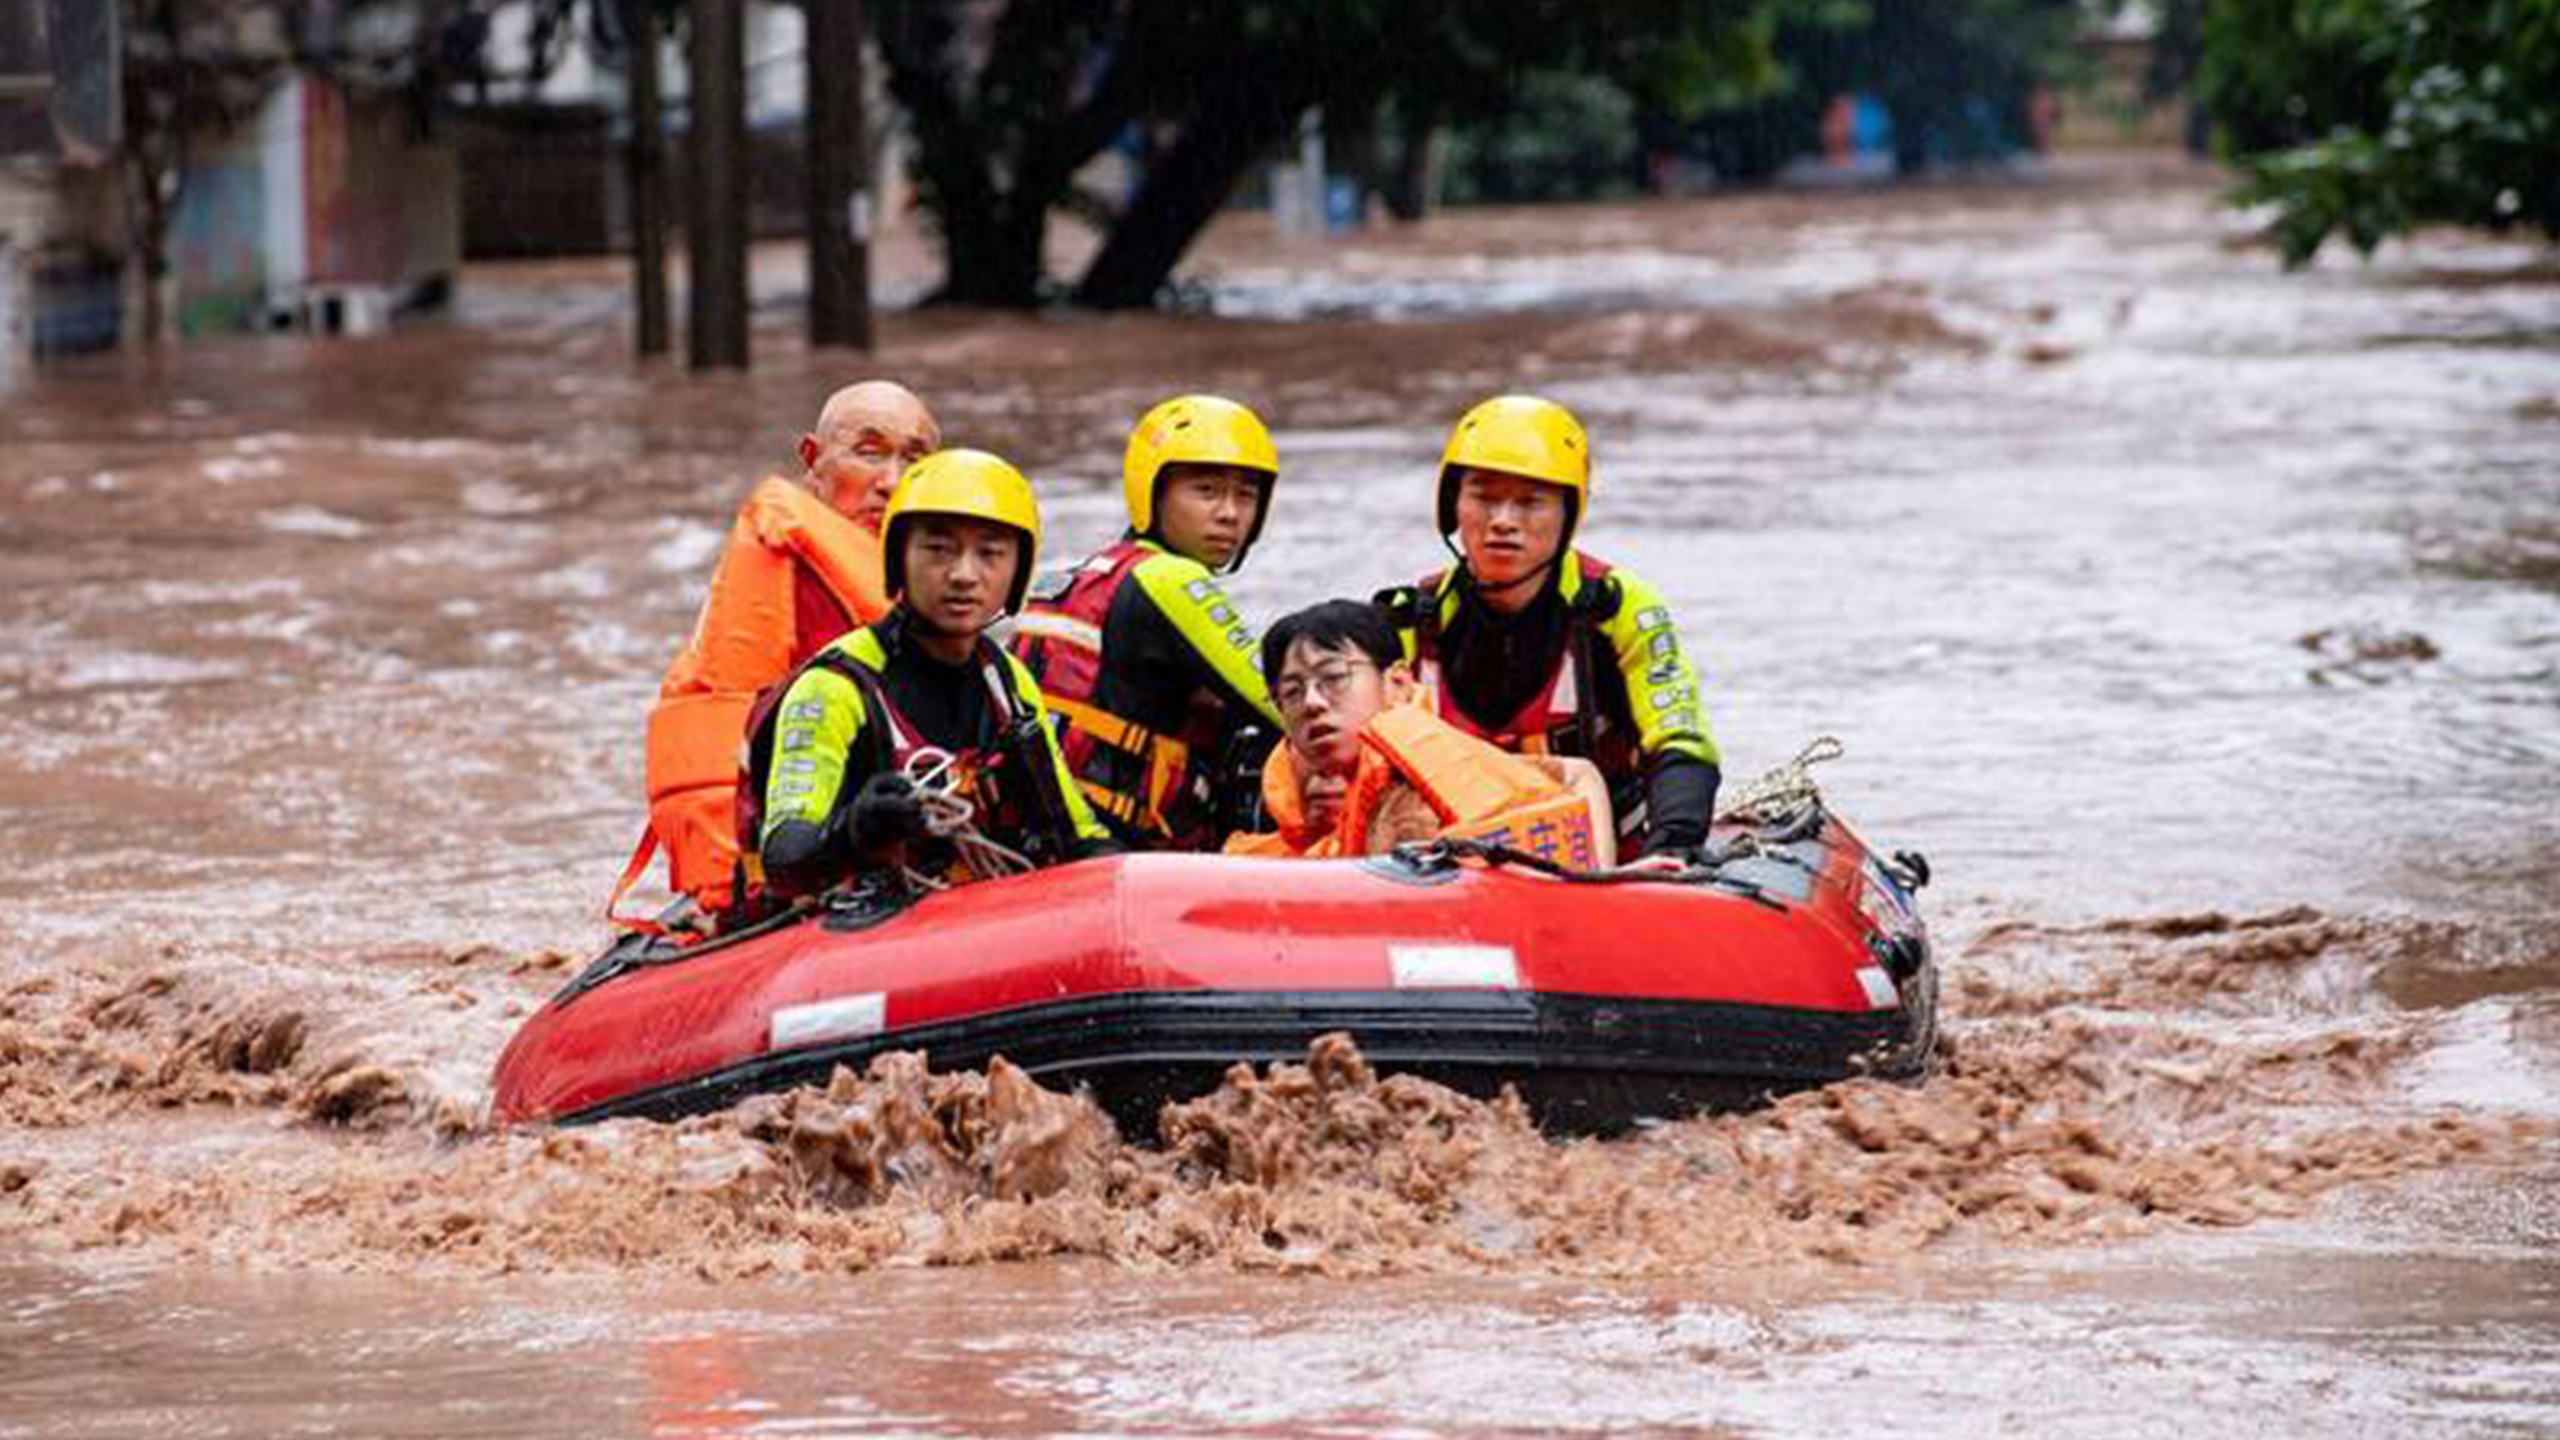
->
<box><xmin>2</xmin><ymin>155</ymin><xmax>2556</xmax><ymax>1437</ymax></box>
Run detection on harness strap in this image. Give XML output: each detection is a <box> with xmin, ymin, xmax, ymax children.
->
<box><xmin>1077</xmin><ymin>778</ymin><xmax>1144</xmax><ymax>827</ymax></box>
<box><xmin>600</xmin><ymin>825</ymin><xmax>669</xmax><ymax>935</ymax></box>
<box><xmin>1045</xmin><ymin>694</ymin><xmax>1190</xmax><ymax>830</ymax></box>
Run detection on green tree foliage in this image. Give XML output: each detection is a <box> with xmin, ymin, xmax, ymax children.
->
<box><xmin>2199</xmin><ymin>0</ymin><xmax>2560</xmax><ymax>263</ymax></box>
<box><xmin>869</xmin><ymin>0</ymin><xmax>1793</xmax><ymax>309</ymax></box>
<box><xmin>1438</xmin><ymin>73</ymin><xmax>1642</xmax><ymax>206</ymax></box>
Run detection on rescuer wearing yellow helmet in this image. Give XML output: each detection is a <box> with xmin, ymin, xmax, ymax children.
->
<box><xmin>1376</xmin><ymin>395</ymin><xmax>1723</xmax><ymax>859</ymax></box>
<box><xmin>739</xmin><ymin>450</ymin><xmax>1114</xmax><ymax>910</ymax></box>
<box><xmin>1010</xmin><ymin>395</ymin><xmax>1287</xmax><ymax>850</ymax></box>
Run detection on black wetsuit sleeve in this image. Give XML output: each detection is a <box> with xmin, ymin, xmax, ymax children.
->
<box><xmin>1642</xmin><ymin>754</ymin><xmax>1722</xmax><ymax>855</ymax></box>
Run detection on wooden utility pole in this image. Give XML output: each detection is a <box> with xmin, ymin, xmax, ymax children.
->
<box><xmin>803</xmin><ymin>0</ymin><xmax>873</xmax><ymax>349</ymax></box>
<box><xmin>686</xmin><ymin>0</ymin><xmax>749</xmax><ymax>370</ymax></box>
<box><xmin>622</xmin><ymin>0</ymin><xmax>670</xmax><ymax>357</ymax></box>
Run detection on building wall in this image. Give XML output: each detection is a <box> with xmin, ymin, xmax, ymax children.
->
<box><xmin>162</xmin><ymin>73</ymin><xmax>460</xmax><ymax>335</ymax></box>
<box><xmin>304</xmin><ymin>78</ymin><xmax>403</xmax><ymax>287</ymax></box>
<box><xmin>0</xmin><ymin>165</ymin><xmax>41</xmax><ymax>374</ymax></box>
<box><xmin>171</xmin><ymin>124</ymin><xmax>270</xmax><ymax>336</ymax></box>
<box><xmin>401</xmin><ymin>144</ymin><xmax>461</xmax><ymax>294</ymax></box>
<box><xmin>0</xmin><ymin>159</ymin><xmax>126</xmax><ymax>367</ymax></box>
<box><xmin>260</xmin><ymin>82</ymin><xmax>307</xmax><ymax>298</ymax></box>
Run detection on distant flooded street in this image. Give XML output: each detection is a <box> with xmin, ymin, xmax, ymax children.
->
<box><xmin>3</xmin><ymin>155</ymin><xmax>2557</xmax><ymax>1437</ymax></box>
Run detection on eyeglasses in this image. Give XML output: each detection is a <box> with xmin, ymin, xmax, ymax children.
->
<box><xmin>1274</xmin><ymin>659</ymin><xmax>1375</xmax><ymax>713</ymax></box>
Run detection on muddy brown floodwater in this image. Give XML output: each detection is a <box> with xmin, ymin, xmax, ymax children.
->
<box><xmin>4</xmin><ymin>154</ymin><xmax>2558</xmax><ymax>1437</ymax></box>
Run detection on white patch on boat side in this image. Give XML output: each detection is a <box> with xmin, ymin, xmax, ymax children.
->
<box><xmin>769</xmin><ymin>993</ymin><xmax>888</xmax><ymax>1051</ymax></box>
<box><xmin>1854</xmin><ymin>966</ymin><xmax>1900</xmax><ymax>1009</ymax></box>
<box><xmin>1389</xmin><ymin>944</ymin><xmax>1520</xmax><ymax>989</ymax></box>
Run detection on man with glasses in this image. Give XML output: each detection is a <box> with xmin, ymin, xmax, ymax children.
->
<box><xmin>1225</xmin><ymin>600</ymin><xmax>1613</xmax><ymax>864</ymax></box>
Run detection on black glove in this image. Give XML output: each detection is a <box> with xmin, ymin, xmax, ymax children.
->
<box><xmin>1210</xmin><ymin>723</ymin><xmax>1279</xmax><ymax>837</ymax></box>
<box><xmin>849</xmin><ymin>772</ymin><xmax>929</xmax><ymax>851</ymax></box>
<box><xmin>1641</xmin><ymin>757</ymin><xmax>1720</xmax><ymax>856</ymax></box>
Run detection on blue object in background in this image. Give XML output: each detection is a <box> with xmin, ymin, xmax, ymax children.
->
<box><xmin>1325</xmin><ymin>175</ymin><xmax>1362</xmax><ymax>232</ymax></box>
<box><xmin>1851</xmin><ymin>96</ymin><xmax>1893</xmax><ymax>159</ymax></box>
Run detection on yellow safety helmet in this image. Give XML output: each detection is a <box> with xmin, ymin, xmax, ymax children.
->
<box><xmin>1436</xmin><ymin>394</ymin><xmax>1591</xmax><ymax>539</ymax></box>
<box><xmin>882</xmin><ymin>448</ymin><xmax>1043</xmax><ymax>615</ymax></box>
<box><xmin>1122</xmin><ymin>394</ymin><xmax>1279</xmax><ymax>567</ymax></box>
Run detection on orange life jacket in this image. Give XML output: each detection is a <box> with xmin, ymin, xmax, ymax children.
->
<box><xmin>605</xmin><ymin>476</ymin><xmax>890</xmax><ymax>928</ymax></box>
<box><xmin>1224</xmin><ymin>703</ymin><xmax>1600</xmax><ymax>867</ymax></box>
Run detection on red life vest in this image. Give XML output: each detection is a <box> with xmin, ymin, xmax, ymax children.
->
<box><xmin>1403</xmin><ymin>556</ymin><xmax>1637</xmax><ymax>774</ymax></box>
<box><xmin>1010</xmin><ymin>539</ymin><xmax>1206</xmax><ymax>846</ymax></box>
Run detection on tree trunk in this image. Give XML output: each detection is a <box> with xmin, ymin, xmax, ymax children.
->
<box><xmin>1383</xmin><ymin>99</ymin><xmax>1440</xmax><ymax>223</ymax></box>
<box><xmin>119</xmin><ymin>133</ymin><xmax>175</xmax><ymax>347</ymax></box>
<box><xmin>1071</xmin><ymin>86</ymin><xmax>1309</xmax><ymax>310</ymax></box>
<box><xmin>871</xmin><ymin>0</ymin><xmax>1141</xmax><ymax>309</ymax></box>
<box><xmin>687</xmin><ymin>0</ymin><xmax>749</xmax><ymax>370</ymax></box>
<box><xmin>804</xmin><ymin>0</ymin><xmax>872</xmax><ymax>348</ymax></box>
<box><xmin>623</xmin><ymin>0</ymin><xmax>670</xmax><ymax>357</ymax></box>
<box><xmin>933</xmin><ymin>201</ymin><xmax>1047</xmax><ymax>307</ymax></box>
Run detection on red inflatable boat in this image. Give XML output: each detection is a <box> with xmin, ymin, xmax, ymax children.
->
<box><xmin>492</xmin><ymin>807</ymin><xmax>1935</xmax><ymax>1136</ymax></box>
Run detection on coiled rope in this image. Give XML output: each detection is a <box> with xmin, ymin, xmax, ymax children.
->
<box><xmin>1713</xmin><ymin>734</ymin><xmax>1844</xmax><ymax>825</ymax></box>
<box><xmin>898</xmin><ymin>746</ymin><xmax>1035</xmax><ymax>889</ymax></box>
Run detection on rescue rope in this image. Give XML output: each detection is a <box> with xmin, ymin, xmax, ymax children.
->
<box><xmin>1397</xmin><ymin>836</ymin><xmax>1704</xmax><ymax>885</ymax></box>
<box><xmin>899</xmin><ymin>747</ymin><xmax>1036</xmax><ymax>888</ymax></box>
<box><xmin>1713</xmin><ymin>735</ymin><xmax>1844</xmax><ymax>825</ymax></box>
<box><xmin>1386</xmin><ymin>835</ymin><xmax>1787</xmax><ymax>907</ymax></box>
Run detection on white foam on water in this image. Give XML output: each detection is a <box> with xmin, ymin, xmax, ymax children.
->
<box><xmin>648</xmin><ymin>521</ymin><xmax>724</xmax><ymax>574</ymax></box>
<box><xmin>461</xmin><ymin>478</ymin><xmax>546</xmax><ymax>516</ymax></box>
<box><xmin>260</xmin><ymin>505</ymin><xmax>372</xmax><ymax>539</ymax></box>
<box><xmin>2405</xmin><ymin>999</ymin><xmax>2560</xmax><ymax>1116</ymax></box>
<box><xmin>201</xmin><ymin>455</ymin><xmax>285</xmax><ymax>483</ymax></box>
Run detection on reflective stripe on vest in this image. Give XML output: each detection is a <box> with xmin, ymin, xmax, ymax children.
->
<box><xmin>1011</xmin><ymin>610</ymin><xmax>1104</xmax><ymax>654</ymax></box>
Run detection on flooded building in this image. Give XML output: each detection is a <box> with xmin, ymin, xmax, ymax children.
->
<box><xmin>0</xmin><ymin>4</ymin><xmax>460</xmax><ymax>367</ymax></box>
<box><xmin>177</xmin><ymin>73</ymin><xmax>463</xmax><ymax>337</ymax></box>
<box><xmin>0</xmin><ymin>0</ymin><xmax>120</xmax><ymax>374</ymax></box>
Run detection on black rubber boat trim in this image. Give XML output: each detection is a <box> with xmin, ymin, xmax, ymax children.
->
<box><xmin>555</xmin><ymin>987</ymin><xmax>1928</xmax><ymax>1137</ymax></box>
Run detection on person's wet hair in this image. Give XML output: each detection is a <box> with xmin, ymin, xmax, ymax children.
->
<box><xmin>1260</xmin><ymin>599</ymin><xmax>1401</xmax><ymax>688</ymax></box>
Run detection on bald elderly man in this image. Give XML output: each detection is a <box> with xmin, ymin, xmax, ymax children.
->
<box><xmin>606</xmin><ymin>381</ymin><xmax>942</xmax><ymax>931</ymax></box>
